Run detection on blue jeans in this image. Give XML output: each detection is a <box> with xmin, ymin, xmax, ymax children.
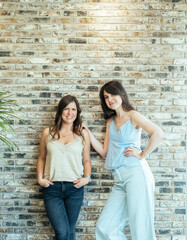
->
<box><xmin>96</xmin><ymin>159</ymin><xmax>156</xmax><ymax>240</ymax></box>
<box><xmin>43</xmin><ymin>181</ymin><xmax>84</xmax><ymax>240</ymax></box>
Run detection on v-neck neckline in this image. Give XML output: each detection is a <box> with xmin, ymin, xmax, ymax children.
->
<box><xmin>113</xmin><ymin>118</ymin><xmax>130</xmax><ymax>132</ymax></box>
<box><xmin>48</xmin><ymin>135</ymin><xmax>81</xmax><ymax>147</ymax></box>
<box><xmin>56</xmin><ymin>136</ymin><xmax>81</xmax><ymax>146</ymax></box>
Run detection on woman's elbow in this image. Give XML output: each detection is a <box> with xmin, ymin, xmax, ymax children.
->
<box><xmin>156</xmin><ymin>129</ymin><xmax>165</xmax><ymax>141</ymax></box>
<box><xmin>101</xmin><ymin>152</ymin><xmax>107</xmax><ymax>159</ymax></box>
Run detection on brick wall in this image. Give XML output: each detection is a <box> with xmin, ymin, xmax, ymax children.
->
<box><xmin>0</xmin><ymin>0</ymin><xmax>186</xmax><ymax>239</ymax></box>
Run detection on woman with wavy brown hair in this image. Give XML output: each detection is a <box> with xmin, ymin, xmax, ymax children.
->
<box><xmin>37</xmin><ymin>95</ymin><xmax>91</xmax><ymax>240</ymax></box>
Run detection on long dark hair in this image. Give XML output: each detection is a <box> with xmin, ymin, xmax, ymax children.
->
<box><xmin>99</xmin><ymin>81</ymin><xmax>135</xmax><ymax>119</ymax></box>
<box><xmin>52</xmin><ymin>95</ymin><xmax>82</xmax><ymax>139</ymax></box>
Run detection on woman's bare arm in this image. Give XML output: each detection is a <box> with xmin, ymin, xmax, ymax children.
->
<box><xmin>37</xmin><ymin>128</ymin><xmax>53</xmax><ymax>187</ymax></box>
<box><xmin>82</xmin><ymin>119</ymin><xmax>112</xmax><ymax>159</ymax></box>
<box><xmin>124</xmin><ymin>111</ymin><xmax>165</xmax><ymax>159</ymax></box>
<box><xmin>73</xmin><ymin>129</ymin><xmax>92</xmax><ymax>188</ymax></box>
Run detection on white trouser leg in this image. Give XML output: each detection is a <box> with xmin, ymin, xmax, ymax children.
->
<box><xmin>96</xmin><ymin>160</ymin><xmax>156</xmax><ymax>240</ymax></box>
<box><xmin>96</xmin><ymin>182</ymin><xmax>128</xmax><ymax>240</ymax></box>
<box><xmin>127</xmin><ymin>160</ymin><xmax>156</xmax><ymax>240</ymax></box>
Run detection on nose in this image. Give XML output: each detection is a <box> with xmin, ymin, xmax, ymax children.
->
<box><xmin>68</xmin><ymin>109</ymin><xmax>72</xmax><ymax>115</ymax></box>
<box><xmin>108</xmin><ymin>95</ymin><xmax>113</xmax><ymax>102</ymax></box>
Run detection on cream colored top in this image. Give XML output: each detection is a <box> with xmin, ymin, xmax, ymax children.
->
<box><xmin>44</xmin><ymin>134</ymin><xmax>84</xmax><ymax>182</ymax></box>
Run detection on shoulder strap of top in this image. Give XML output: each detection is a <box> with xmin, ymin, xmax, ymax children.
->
<box><xmin>129</xmin><ymin>111</ymin><xmax>135</xmax><ymax>120</ymax></box>
<box><xmin>107</xmin><ymin>117</ymin><xmax>114</xmax><ymax>129</ymax></box>
<box><xmin>49</xmin><ymin>127</ymin><xmax>52</xmax><ymax>136</ymax></box>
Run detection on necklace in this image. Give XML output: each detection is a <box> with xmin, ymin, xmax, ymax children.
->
<box><xmin>61</xmin><ymin>132</ymin><xmax>73</xmax><ymax>138</ymax></box>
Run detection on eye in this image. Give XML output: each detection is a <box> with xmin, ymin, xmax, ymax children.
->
<box><xmin>104</xmin><ymin>96</ymin><xmax>108</xmax><ymax>99</ymax></box>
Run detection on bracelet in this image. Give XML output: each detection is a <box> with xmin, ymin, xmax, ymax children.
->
<box><xmin>141</xmin><ymin>151</ymin><xmax>146</xmax><ymax>159</ymax></box>
<box><xmin>84</xmin><ymin>176</ymin><xmax>92</xmax><ymax>183</ymax></box>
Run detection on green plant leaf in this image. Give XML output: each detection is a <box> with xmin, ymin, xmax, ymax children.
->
<box><xmin>0</xmin><ymin>92</ymin><xmax>14</xmax><ymax>99</ymax></box>
<box><xmin>0</xmin><ymin>122</ymin><xmax>7</xmax><ymax>132</ymax></box>
<box><xmin>0</xmin><ymin>134</ymin><xmax>18</xmax><ymax>149</ymax></box>
<box><xmin>0</xmin><ymin>91</ymin><xmax>22</xmax><ymax>162</ymax></box>
<box><xmin>0</xmin><ymin>135</ymin><xmax>15</xmax><ymax>151</ymax></box>
<box><xmin>0</xmin><ymin>91</ymin><xmax>9</xmax><ymax>97</ymax></box>
<box><xmin>0</xmin><ymin>155</ymin><xmax>7</xmax><ymax>163</ymax></box>
<box><xmin>0</xmin><ymin>116</ymin><xmax>15</xmax><ymax>132</ymax></box>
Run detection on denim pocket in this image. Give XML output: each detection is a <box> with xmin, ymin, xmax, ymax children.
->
<box><xmin>42</xmin><ymin>185</ymin><xmax>52</xmax><ymax>191</ymax></box>
<box><xmin>73</xmin><ymin>184</ymin><xmax>84</xmax><ymax>191</ymax></box>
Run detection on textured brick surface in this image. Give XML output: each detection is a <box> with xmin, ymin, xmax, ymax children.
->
<box><xmin>0</xmin><ymin>0</ymin><xmax>186</xmax><ymax>239</ymax></box>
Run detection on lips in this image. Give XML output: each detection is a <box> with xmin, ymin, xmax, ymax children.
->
<box><xmin>109</xmin><ymin>102</ymin><xmax>116</xmax><ymax>106</ymax></box>
<box><xmin>66</xmin><ymin>116</ymin><xmax>73</xmax><ymax>119</ymax></box>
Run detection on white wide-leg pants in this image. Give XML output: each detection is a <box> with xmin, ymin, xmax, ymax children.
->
<box><xmin>96</xmin><ymin>160</ymin><xmax>156</xmax><ymax>240</ymax></box>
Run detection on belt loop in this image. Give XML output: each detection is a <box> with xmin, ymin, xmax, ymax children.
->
<box><xmin>61</xmin><ymin>182</ymin><xmax>63</xmax><ymax>192</ymax></box>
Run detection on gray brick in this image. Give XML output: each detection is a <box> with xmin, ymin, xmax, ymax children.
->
<box><xmin>0</xmin><ymin>0</ymin><xmax>186</xmax><ymax>239</ymax></box>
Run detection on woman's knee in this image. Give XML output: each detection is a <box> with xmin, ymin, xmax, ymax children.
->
<box><xmin>55</xmin><ymin>228</ymin><xmax>70</xmax><ymax>240</ymax></box>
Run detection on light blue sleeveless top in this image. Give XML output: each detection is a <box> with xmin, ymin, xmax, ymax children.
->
<box><xmin>105</xmin><ymin>118</ymin><xmax>142</xmax><ymax>169</ymax></box>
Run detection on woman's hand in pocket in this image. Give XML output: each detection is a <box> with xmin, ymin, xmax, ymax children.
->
<box><xmin>73</xmin><ymin>177</ymin><xmax>89</xmax><ymax>188</ymax></box>
<box><xmin>38</xmin><ymin>178</ymin><xmax>54</xmax><ymax>188</ymax></box>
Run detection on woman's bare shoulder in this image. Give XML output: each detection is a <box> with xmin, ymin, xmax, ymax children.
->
<box><xmin>41</xmin><ymin>127</ymin><xmax>50</xmax><ymax>139</ymax></box>
<box><xmin>81</xmin><ymin>128</ymin><xmax>89</xmax><ymax>138</ymax></box>
<box><xmin>106</xmin><ymin>117</ymin><xmax>113</xmax><ymax>128</ymax></box>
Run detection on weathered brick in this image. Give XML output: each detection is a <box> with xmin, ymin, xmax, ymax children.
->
<box><xmin>0</xmin><ymin>0</ymin><xmax>186</xmax><ymax>239</ymax></box>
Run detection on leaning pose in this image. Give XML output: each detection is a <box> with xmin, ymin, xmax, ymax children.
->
<box><xmin>37</xmin><ymin>95</ymin><xmax>91</xmax><ymax>240</ymax></box>
<box><xmin>83</xmin><ymin>81</ymin><xmax>164</xmax><ymax>240</ymax></box>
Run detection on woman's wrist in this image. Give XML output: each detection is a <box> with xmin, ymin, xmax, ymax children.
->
<box><xmin>84</xmin><ymin>176</ymin><xmax>92</xmax><ymax>183</ymax></box>
<box><xmin>37</xmin><ymin>178</ymin><xmax>43</xmax><ymax>184</ymax></box>
<box><xmin>140</xmin><ymin>151</ymin><xmax>146</xmax><ymax>159</ymax></box>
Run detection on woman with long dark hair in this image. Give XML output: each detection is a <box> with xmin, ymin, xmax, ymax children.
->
<box><xmin>37</xmin><ymin>95</ymin><xmax>91</xmax><ymax>240</ymax></box>
<box><xmin>83</xmin><ymin>81</ymin><xmax>165</xmax><ymax>240</ymax></box>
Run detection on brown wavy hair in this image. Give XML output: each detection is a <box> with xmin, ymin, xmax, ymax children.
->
<box><xmin>51</xmin><ymin>95</ymin><xmax>82</xmax><ymax>139</ymax></box>
<box><xmin>99</xmin><ymin>81</ymin><xmax>135</xmax><ymax>120</ymax></box>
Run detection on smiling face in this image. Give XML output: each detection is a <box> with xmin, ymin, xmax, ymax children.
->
<box><xmin>62</xmin><ymin>101</ymin><xmax>77</xmax><ymax>124</ymax></box>
<box><xmin>103</xmin><ymin>90</ymin><xmax>122</xmax><ymax>110</ymax></box>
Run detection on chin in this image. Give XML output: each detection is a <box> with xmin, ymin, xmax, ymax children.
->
<box><xmin>67</xmin><ymin>119</ymin><xmax>74</xmax><ymax>123</ymax></box>
<box><xmin>108</xmin><ymin>103</ymin><xmax>115</xmax><ymax>108</ymax></box>
<box><xmin>110</xmin><ymin>105</ymin><xmax>121</xmax><ymax>111</ymax></box>
<box><xmin>109</xmin><ymin>105</ymin><xmax>118</xmax><ymax>110</ymax></box>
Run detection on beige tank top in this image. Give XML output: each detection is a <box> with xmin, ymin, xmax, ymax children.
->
<box><xmin>44</xmin><ymin>134</ymin><xmax>84</xmax><ymax>182</ymax></box>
